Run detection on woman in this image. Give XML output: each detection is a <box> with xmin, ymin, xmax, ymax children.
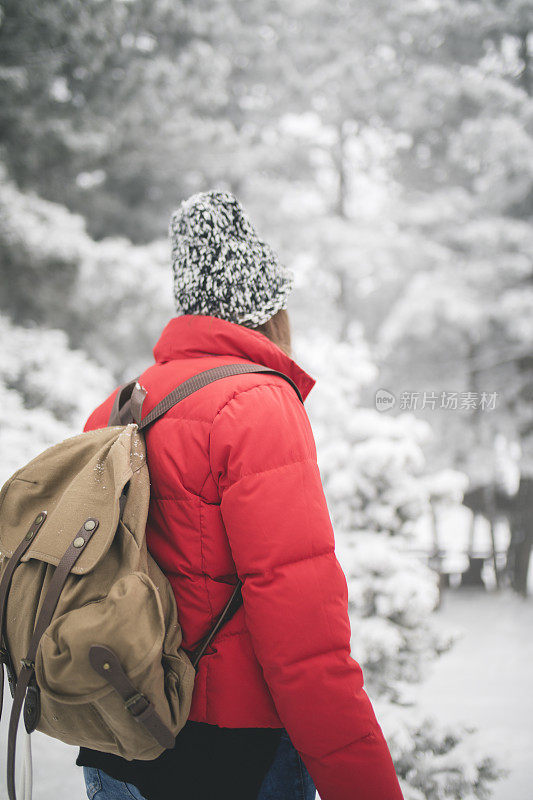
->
<box><xmin>77</xmin><ymin>191</ymin><xmax>404</xmax><ymax>800</ymax></box>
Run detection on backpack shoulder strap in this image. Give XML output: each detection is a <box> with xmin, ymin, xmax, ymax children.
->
<box><xmin>138</xmin><ymin>362</ymin><xmax>303</xmax><ymax>430</ymax></box>
<box><xmin>106</xmin><ymin>362</ymin><xmax>304</xmax><ymax>670</ymax></box>
<box><xmin>108</xmin><ymin>362</ymin><xmax>303</xmax><ymax>430</ymax></box>
<box><xmin>108</xmin><ymin>379</ymin><xmax>145</xmax><ymax>427</ymax></box>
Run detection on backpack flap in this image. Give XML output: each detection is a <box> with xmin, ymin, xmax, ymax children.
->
<box><xmin>0</xmin><ymin>424</ymin><xmax>148</xmax><ymax>575</ymax></box>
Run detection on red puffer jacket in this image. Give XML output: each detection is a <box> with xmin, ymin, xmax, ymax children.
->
<box><xmin>84</xmin><ymin>314</ymin><xmax>403</xmax><ymax>800</ymax></box>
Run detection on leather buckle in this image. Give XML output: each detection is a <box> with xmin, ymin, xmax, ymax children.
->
<box><xmin>124</xmin><ymin>692</ymin><xmax>149</xmax><ymax>716</ymax></box>
<box><xmin>23</xmin><ymin>677</ymin><xmax>41</xmax><ymax>733</ymax></box>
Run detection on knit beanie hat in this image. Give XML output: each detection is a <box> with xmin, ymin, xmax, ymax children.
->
<box><xmin>169</xmin><ymin>190</ymin><xmax>293</xmax><ymax>327</ymax></box>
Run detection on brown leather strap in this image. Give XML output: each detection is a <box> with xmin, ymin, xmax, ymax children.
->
<box><xmin>108</xmin><ymin>363</ymin><xmax>303</xmax><ymax>431</ymax></box>
<box><xmin>7</xmin><ymin>519</ymin><xmax>99</xmax><ymax>800</ymax></box>
<box><xmin>138</xmin><ymin>363</ymin><xmax>303</xmax><ymax>430</ymax></box>
<box><xmin>129</xmin><ymin>382</ymin><xmax>147</xmax><ymax>425</ymax></box>
<box><xmin>108</xmin><ymin>383</ymin><xmax>130</xmax><ymax>426</ymax></box>
<box><xmin>89</xmin><ymin>644</ymin><xmax>175</xmax><ymax>750</ymax></box>
<box><xmin>0</xmin><ymin>512</ymin><xmax>47</xmax><ymax>723</ymax></box>
<box><xmin>109</xmin><ymin>381</ymin><xmax>145</xmax><ymax>427</ymax></box>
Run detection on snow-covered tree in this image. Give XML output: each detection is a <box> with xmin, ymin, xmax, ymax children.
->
<box><xmin>0</xmin><ymin>174</ymin><xmax>173</xmax><ymax>380</ymax></box>
<box><xmin>297</xmin><ymin>331</ymin><xmax>502</xmax><ymax>798</ymax></box>
<box><xmin>0</xmin><ymin>314</ymin><xmax>113</xmax><ymax>483</ymax></box>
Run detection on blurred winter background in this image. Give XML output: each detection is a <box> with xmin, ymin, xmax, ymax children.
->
<box><xmin>1</xmin><ymin>1</ymin><xmax>533</xmax><ymax>798</ymax></box>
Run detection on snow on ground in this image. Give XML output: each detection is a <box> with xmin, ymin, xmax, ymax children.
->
<box><xmin>1</xmin><ymin>587</ymin><xmax>531</xmax><ymax>799</ymax></box>
<box><xmin>0</xmin><ymin>714</ymin><xmax>84</xmax><ymax>799</ymax></box>
<box><xmin>415</xmin><ymin>586</ymin><xmax>533</xmax><ymax>800</ymax></box>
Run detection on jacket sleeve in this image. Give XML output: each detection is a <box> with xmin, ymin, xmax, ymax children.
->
<box><xmin>209</xmin><ymin>382</ymin><xmax>404</xmax><ymax>800</ymax></box>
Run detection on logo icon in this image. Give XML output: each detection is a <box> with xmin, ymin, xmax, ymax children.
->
<box><xmin>375</xmin><ymin>389</ymin><xmax>396</xmax><ymax>412</ymax></box>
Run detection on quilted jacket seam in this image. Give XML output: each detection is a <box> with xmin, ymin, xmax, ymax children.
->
<box><xmin>207</xmin><ymin>382</ymin><xmax>305</xmax><ymax>493</ymax></box>
<box><xmin>212</xmin><ymin>625</ymin><xmax>247</xmax><ymax>642</ymax></box>
<box><xmin>224</xmin><ymin>457</ymin><xmax>316</xmax><ymax>486</ymax></box>
<box><xmin>319</xmin><ymin>729</ymin><xmax>377</xmax><ymax>760</ymax></box>
<box><xmin>198</xmin><ymin>467</ymin><xmax>215</xmax><ymax>499</ymax></box>
<box><xmin>205</xmin><ymin>649</ymin><xmax>211</xmax><ymax>719</ymax></box>
<box><xmin>279</xmin><ymin>644</ymin><xmax>344</xmax><ymax>671</ymax></box>
<box><xmin>151</xmin><ymin>496</ymin><xmax>192</xmax><ymax>503</ymax></box>
<box><xmin>211</xmin><ymin>381</ymin><xmax>299</xmax><ymax>424</ymax></box>
<box><xmin>146</xmin><ymin>415</ymin><xmax>212</xmax><ymax>426</ymax></box>
<box><xmin>198</xmin><ymin>500</ymin><xmax>214</xmax><ymax>621</ymax></box>
<box><xmin>246</xmin><ymin>548</ymin><xmax>334</xmax><ymax>577</ymax></box>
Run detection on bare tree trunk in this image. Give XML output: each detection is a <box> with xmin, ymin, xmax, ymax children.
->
<box><xmin>519</xmin><ymin>30</ymin><xmax>531</xmax><ymax>96</ymax></box>
<box><xmin>336</xmin><ymin>268</ymin><xmax>351</xmax><ymax>341</ymax></box>
<box><xmin>507</xmin><ymin>478</ymin><xmax>533</xmax><ymax>596</ymax></box>
<box><xmin>513</xmin><ymin>522</ymin><xmax>532</xmax><ymax>596</ymax></box>
<box><xmin>333</xmin><ymin>120</ymin><xmax>351</xmax><ymax>340</ymax></box>
<box><xmin>484</xmin><ymin>484</ymin><xmax>500</xmax><ymax>589</ymax></box>
<box><xmin>335</xmin><ymin>121</ymin><xmax>348</xmax><ymax>219</ymax></box>
<box><xmin>427</xmin><ymin>502</ymin><xmax>447</xmax><ymax>608</ymax></box>
<box><xmin>461</xmin><ymin>344</ymin><xmax>490</xmax><ymax>588</ymax></box>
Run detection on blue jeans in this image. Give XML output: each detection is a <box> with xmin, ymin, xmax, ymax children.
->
<box><xmin>258</xmin><ymin>730</ymin><xmax>316</xmax><ymax>799</ymax></box>
<box><xmin>83</xmin><ymin>766</ymin><xmax>145</xmax><ymax>800</ymax></box>
<box><xmin>82</xmin><ymin>731</ymin><xmax>315</xmax><ymax>799</ymax></box>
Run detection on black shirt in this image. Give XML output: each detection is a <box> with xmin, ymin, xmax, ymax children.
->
<box><xmin>77</xmin><ymin>721</ymin><xmax>283</xmax><ymax>800</ymax></box>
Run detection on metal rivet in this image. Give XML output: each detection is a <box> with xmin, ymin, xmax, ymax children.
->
<box><xmin>73</xmin><ymin>536</ymin><xmax>85</xmax><ymax>548</ymax></box>
<box><xmin>84</xmin><ymin>520</ymin><xmax>96</xmax><ymax>531</ymax></box>
<box><xmin>35</xmin><ymin>513</ymin><xmax>44</xmax><ymax>525</ymax></box>
<box><xmin>103</xmin><ymin>662</ymin><xmax>110</xmax><ymax>670</ymax></box>
<box><xmin>24</xmin><ymin>530</ymin><xmax>34</xmax><ymax>541</ymax></box>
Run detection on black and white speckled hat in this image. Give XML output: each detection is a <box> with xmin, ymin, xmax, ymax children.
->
<box><xmin>169</xmin><ymin>191</ymin><xmax>293</xmax><ymax>327</ymax></box>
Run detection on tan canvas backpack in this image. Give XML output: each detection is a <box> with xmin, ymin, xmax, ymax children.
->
<box><xmin>0</xmin><ymin>362</ymin><xmax>302</xmax><ymax>800</ymax></box>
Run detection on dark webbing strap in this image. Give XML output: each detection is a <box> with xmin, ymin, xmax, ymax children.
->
<box><xmin>108</xmin><ymin>381</ymin><xmax>136</xmax><ymax>426</ymax></box>
<box><xmin>7</xmin><ymin>519</ymin><xmax>99</xmax><ymax>800</ymax></box>
<box><xmin>0</xmin><ymin>512</ymin><xmax>47</xmax><ymax>723</ymax></box>
<box><xmin>89</xmin><ymin>645</ymin><xmax>175</xmax><ymax>750</ymax></box>
<box><xmin>189</xmin><ymin>581</ymin><xmax>243</xmax><ymax>670</ymax></box>
<box><xmin>137</xmin><ymin>362</ymin><xmax>303</xmax><ymax>430</ymax></box>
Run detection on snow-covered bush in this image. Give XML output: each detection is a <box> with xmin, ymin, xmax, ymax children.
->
<box><xmin>344</xmin><ymin>534</ymin><xmax>452</xmax><ymax>699</ymax></box>
<box><xmin>0</xmin><ymin>173</ymin><xmax>85</xmax><ymax>327</ymax></box>
<box><xmin>297</xmin><ymin>331</ymin><xmax>456</xmax><ymax>693</ymax></box>
<box><xmin>0</xmin><ymin>314</ymin><xmax>113</xmax><ymax>483</ymax></box>
<box><xmin>299</xmin><ymin>330</ymin><xmax>434</xmax><ymax>536</ymax></box>
<box><xmin>382</xmin><ymin>709</ymin><xmax>505</xmax><ymax>800</ymax></box>
<box><xmin>296</xmin><ymin>331</ymin><xmax>498</xmax><ymax>798</ymax></box>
